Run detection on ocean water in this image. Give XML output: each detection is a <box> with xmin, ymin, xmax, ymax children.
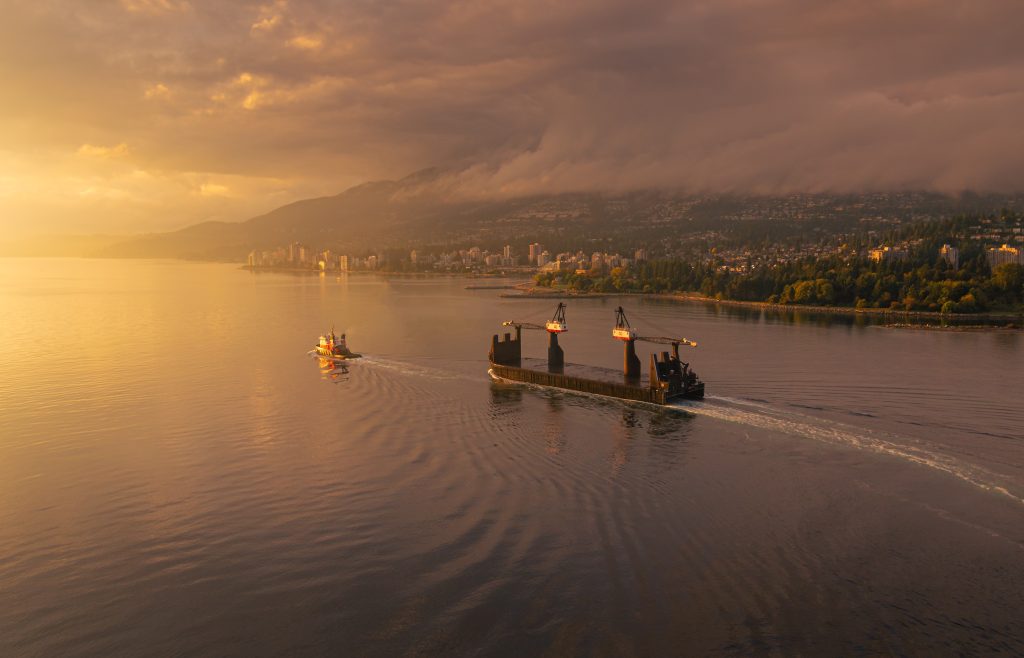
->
<box><xmin>1</xmin><ymin>258</ymin><xmax>1022</xmax><ymax>655</ymax></box>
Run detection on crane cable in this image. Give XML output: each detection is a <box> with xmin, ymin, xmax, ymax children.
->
<box><xmin>631</xmin><ymin>308</ymin><xmax>691</xmax><ymax>342</ymax></box>
<box><xmin>629</xmin><ymin>306</ymin><xmax>701</xmax><ymax>347</ymax></box>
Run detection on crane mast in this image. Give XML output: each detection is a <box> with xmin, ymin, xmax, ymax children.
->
<box><xmin>613</xmin><ymin>306</ymin><xmax>642</xmax><ymax>379</ymax></box>
<box><xmin>501</xmin><ymin>303</ymin><xmax>567</xmax><ymax>372</ymax></box>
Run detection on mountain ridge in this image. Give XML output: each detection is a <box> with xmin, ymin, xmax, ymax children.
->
<box><xmin>91</xmin><ymin>172</ymin><xmax>1024</xmax><ymax>261</ymax></box>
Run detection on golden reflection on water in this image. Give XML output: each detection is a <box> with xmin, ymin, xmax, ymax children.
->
<box><xmin>543</xmin><ymin>394</ymin><xmax>566</xmax><ymax>455</ymax></box>
<box><xmin>318</xmin><ymin>357</ymin><xmax>350</xmax><ymax>383</ymax></box>
<box><xmin>3</xmin><ymin>258</ymin><xmax>1024</xmax><ymax>656</ymax></box>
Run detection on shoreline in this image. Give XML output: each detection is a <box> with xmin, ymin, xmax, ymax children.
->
<box><xmin>239</xmin><ymin>267</ymin><xmax>1020</xmax><ymax>330</ymax></box>
<box><xmin>668</xmin><ymin>293</ymin><xmax>1023</xmax><ymax>323</ymax></box>
<box><xmin>241</xmin><ymin>265</ymin><xmax>532</xmax><ymax>281</ymax></box>
<box><xmin>503</xmin><ymin>287</ymin><xmax>1023</xmax><ymax>328</ymax></box>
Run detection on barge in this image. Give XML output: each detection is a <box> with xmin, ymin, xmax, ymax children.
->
<box><xmin>489</xmin><ymin>304</ymin><xmax>704</xmax><ymax>405</ymax></box>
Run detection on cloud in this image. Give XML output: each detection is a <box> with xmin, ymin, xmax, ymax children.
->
<box><xmin>144</xmin><ymin>83</ymin><xmax>170</xmax><ymax>99</ymax></box>
<box><xmin>2</xmin><ymin>0</ymin><xmax>1024</xmax><ymax>236</ymax></box>
<box><xmin>120</xmin><ymin>0</ymin><xmax>190</xmax><ymax>14</ymax></box>
<box><xmin>77</xmin><ymin>143</ymin><xmax>130</xmax><ymax>159</ymax></box>
<box><xmin>288</xmin><ymin>34</ymin><xmax>322</xmax><ymax>51</ymax></box>
<box><xmin>198</xmin><ymin>182</ymin><xmax>231</xmax><ymax>197</ymax></box>
<box><xmin>251</xmin><ymin>15</ymin><xmax>281</xmax><ymax>33</ymax></box>
<box><xmin>251</xmin><ymin>0</ymin><xmax>287</xmax><ymax>33</ymax></box>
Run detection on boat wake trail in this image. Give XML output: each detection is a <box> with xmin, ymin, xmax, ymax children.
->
<box><xmin>358</xmin><ymin>355</ymin><xmax>480</xmax><ymax>383</ymax></box>
<box><xmin>673</xmin><ymin>396</ymin><xmax>1024</xmax><ymax>506</ymax></box>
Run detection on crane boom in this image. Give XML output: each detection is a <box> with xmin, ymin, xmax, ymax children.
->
<box><xmin>502</xmin><ymin>302</ymin><xmax>568</xmax><ymax>333</ymax></box>
<box><xmin>637</xmin><ymin>335</ymin><xmax>698</xmax><ymax>348</ymax></box>
<box><xmin>502</xmin><ymin>320</ymin><xmax>546</xmax><ymax>331</ymax></box>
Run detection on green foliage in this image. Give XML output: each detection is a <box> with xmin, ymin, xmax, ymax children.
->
<box><xmin>531</xmin><ymin>215</ymin><xmax>1024</xmax><ymax>313</ymax></box>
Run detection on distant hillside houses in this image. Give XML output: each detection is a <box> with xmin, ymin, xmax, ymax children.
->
<box><xmin>867</xmin><ymin>242</ymin><xmax>1023</xmax><ymax>270</ymax></box>
<box><xmin>247</xmin><ymin>243</ymin><xmax>388</xmax><ymax>271</ymax></box>
<box><xmin>537</xmin><ymin>250</ymin><xmax>638</xmax><ymax>274</ymax></box>
<box><xmin>246</xmin><ymin>239</ymin><xmax>656</xmax><ymax>275</ymax></box>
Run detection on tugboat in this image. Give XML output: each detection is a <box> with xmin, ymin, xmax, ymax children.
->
<box><xmin>314</xmin><ymin>329</ymin><xmax>362</xmax><ymax>361</ymax></box>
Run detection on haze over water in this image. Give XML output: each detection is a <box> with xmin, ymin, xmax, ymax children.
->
<box><xmin>1</xmin><ymin>258</ymin><xmax>1023</xmax><ymax>655</ymax></box>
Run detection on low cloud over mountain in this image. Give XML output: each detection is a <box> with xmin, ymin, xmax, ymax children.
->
<box><xmin>3</xmin><ymin>0</ymin><xmax>1023</xmax><ymax>236</ymax></box>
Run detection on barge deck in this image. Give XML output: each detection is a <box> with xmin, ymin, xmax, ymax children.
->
<box><xmin>490</xmin><ymin>358</ymin><xmax>702</xmax><ymax>404</ymax></box>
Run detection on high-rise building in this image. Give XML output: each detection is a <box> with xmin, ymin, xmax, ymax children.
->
<box><xmin>503</xmin><ymin>244</ymin><xmax>512</xmax><ymax>259</ymax></box>
<box><xmin>634</xmin><ymin>248</ymin><xmax>648</xmax><ymax>262</ymax></box>
<box><xmin>410</xmin><ymin>250</ymin><xmax>418</xmax><ymax>264</ymax></box>
<box><xmin>529</xmin><ymin>243</ymin><xmax>542</xmax><ymax>260</ymax></box>
<box><xmin>339</xmin><ymin>255</ymin><xmax>350</xmax><ymax>272</ymax></box>
<box><xmin>939</xmin><ymin>244</ymin><xmax>959</xmax><ymax>269</ymax></box>
<box><xmin>987</xmin><ymin>244</ymin><xmax>1023</xmax><ymax>267</ymax></box>
<box><xmin>537</xmin><ymin>251</ymin><xmax>551</xmax><ymax>267</ymax></box>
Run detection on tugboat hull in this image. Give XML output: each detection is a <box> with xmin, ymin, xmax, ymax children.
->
<box><xmin>313</xmin><ymin>348</ymin><xmax>361</xmax><ymax>361</ymax></box>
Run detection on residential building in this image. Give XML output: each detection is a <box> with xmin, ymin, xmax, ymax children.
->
<box><xmin>987</xmin><ymin>244</ymin><xmax>1023</xmax><ymax>267</ymax></box>
<box><xmin>869</xmin><ymin>246</ymin><xmax>908</xmax><ymax>263</ymax></box>
<box><xmin>939</xmin><ymin>244</ymin><xmax>959</xmax><ymax>269</ymax></box>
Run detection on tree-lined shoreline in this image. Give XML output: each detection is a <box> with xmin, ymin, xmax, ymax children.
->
<box><xmin>528</xmin><ymin>215</ymin><xmax>1024</xmax><ymax>319</ymax></box>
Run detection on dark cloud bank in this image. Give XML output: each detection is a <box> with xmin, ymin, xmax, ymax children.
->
<box><xmin>7</xmin><ymin>0</ymin><xmax>1024</xmax><ymax>203</ymax></box>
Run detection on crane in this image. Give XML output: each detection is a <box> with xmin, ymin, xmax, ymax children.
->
<box><xmin>612</xmin><ymin>306</ymin><xmax>637</xmax><ymax>341</ymax></box>
<box><xmin>546</xmin><ymin>302</ymin><xmax>568</xmax><ymax>333</ymax></box>
<box><xmin>501</xmin><ymin>303</ymin><xmax>568</xmax><ymax>372</ymax></box>
<box><xmin>612</xmin><ymin>306</ymin><xmax>697</xmax><ymax>348</ymax></box>
<box><xmin>613</xmin><ymin>306</ymin><xmax>697</xmax><ymax>378</ymax></box>
<box><xmin>502</xmin><ymin>302</ymin><xmax>568</xmax><ymax>333</ymax></box>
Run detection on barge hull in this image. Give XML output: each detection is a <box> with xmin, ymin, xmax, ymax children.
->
<box><xmin>490</xmin><ymin>363</ymin><xmax>700</xmax><ymax>405</ymax></box>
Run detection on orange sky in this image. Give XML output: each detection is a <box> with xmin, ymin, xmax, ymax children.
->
<box><xmin>2</xmin><ymin>0</ymin><xmax>1023</xmax><ymax>239</ymax></box>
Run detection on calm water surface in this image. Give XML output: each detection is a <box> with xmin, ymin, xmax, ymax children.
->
<box><xmin>1</xmin><ymin>258</ymin><xmax>1023</xmax><ymax>655</ymax></box>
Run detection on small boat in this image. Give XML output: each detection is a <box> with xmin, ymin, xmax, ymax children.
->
<box><xmin>314</xmin><ymin>329</ymin><xmax>362</xmax><ymax>360</ymax></box>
